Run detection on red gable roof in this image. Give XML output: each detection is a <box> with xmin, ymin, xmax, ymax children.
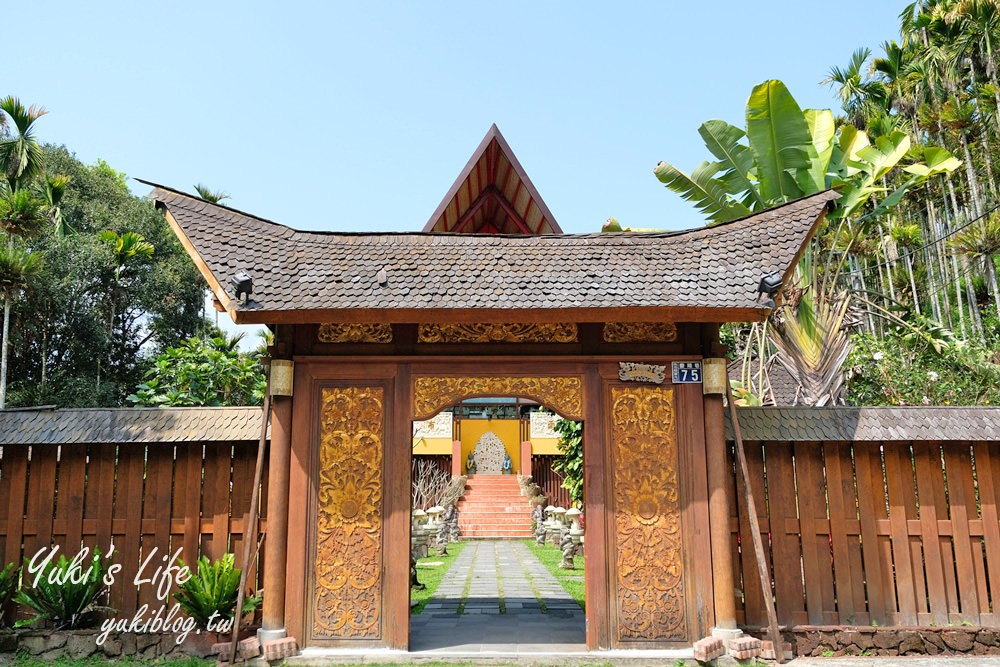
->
<box><xmin>423</xmin><ymin>124</ymin><xmax>562</xmax><ymax>235</ymax></box>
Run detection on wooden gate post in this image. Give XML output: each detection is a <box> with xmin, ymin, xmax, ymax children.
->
<box><xmin>260</xmin><ymin>394</ymin><xmax>293</xmax><ymax>641</ymax></box>
<box><xmin>703</xmin><ymin>329</ymin><xmax>739</xmax><ymax>634</ymax></box>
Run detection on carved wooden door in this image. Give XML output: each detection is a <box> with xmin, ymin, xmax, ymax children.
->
<box><xmin>606</xmin><ymin>382</ymin><xmax>686</xmax><ymax>644</ymax></box>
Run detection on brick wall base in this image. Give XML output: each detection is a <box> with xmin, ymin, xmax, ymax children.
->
<box><xmin>742</xmin><ymin>625</ymin><xmax>1000</xmax><ymax>657</ymax></box>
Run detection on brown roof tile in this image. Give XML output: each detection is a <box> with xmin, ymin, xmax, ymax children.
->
<box><xmin>0</xmin><ymin>407</ymin><xmax>264</xmax><ymax>445</ymax></box>
<box><xmin>141</xmin><ymin>181</ymin><xmax>837</xmax><ymax>324</ymax></box>
<box><xmin>727</xmin><ymin>406</ymin><xmax>1000</xmax><ymax>442</ymax></box>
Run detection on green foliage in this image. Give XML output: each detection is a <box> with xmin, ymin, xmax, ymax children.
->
<box><xmin>551</xmin><ymin>418</ymin><xmax>583</xmax><ymax>507</ymax></box>
<box><xmin>129</xmin><ymin>336</ymin><xmax>265</xmax><ymax>407</ymax></box>
<box><xmin>654</xmin><ymin>79</ymin><xmax>958</xmax><ymax>225</ymax></box>
<box><xmin>0</xmin><ymin>561</ymin><xmax>18</xmax><ymax>627</ymax></box>
<box><xmin>845</xmin><ymin>333</ymin><xmax>1000</xmax><ymax>406</ymax></box>
<box><xmin>172</xmin><ymin>554</ymin><xmax>261</xmax><ymax>629</ymax></box>
<box><xmin>521</xmin><ymin>540</ymin><xmax>585</xmax><ymax>610</ymax></box>
<box><xmin>5</xmin><ymin>145</ymin><xmax>207</xmax><ymax>408</ymax></box>
<box><xmin>14</xmin><ymin>549</ymin><xmax>110</xmax><ymax>630</ymax></box>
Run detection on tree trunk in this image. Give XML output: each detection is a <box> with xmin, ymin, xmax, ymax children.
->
<box><xmin>987</xmin><ymin>254</ymin><xmax>1000</xmax><ymax>318</ymax></box>
<box><xmin>960</xmin><ymin>130</ymin><xmax>985</xmax><ymax>218</ymax></box>
<box><xmin>1</xmin><ymin>296</ymin><xmax>10</xmax><ymax>409</ymax></box>
<box><xmin>968</xmin><ymin>61</ymin><xmax>998</xmax><ymax>199</ymax></box>
<box><xmin>904</xmin><ymin>251</ymin><xmax>921</xmax><ymax>315</ymax></box>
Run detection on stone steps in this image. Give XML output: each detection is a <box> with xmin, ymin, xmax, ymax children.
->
<box><xmin>457</xmin><ymin>475</ymin><xmax>532</xmax><ymax>539</ymax></box>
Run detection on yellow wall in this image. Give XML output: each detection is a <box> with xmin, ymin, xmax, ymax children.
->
<box><xmin>411</xmin><ymin>417</ymin><xmax>560</xmax><ymax>466</ymax></box>
<box><xmin>459</xmin><ymin>418</ymin><xmax>521</xmax><ymax>474</ymax></box>
<box><xmin>531</xmin><ymin>437</ymin><xmax>561</xmax><ymax>455</ymax></box>
<box><xmin>412</xmin><ymin>437</ymin><xmax>453</xmax><ymax>455</ymax></box>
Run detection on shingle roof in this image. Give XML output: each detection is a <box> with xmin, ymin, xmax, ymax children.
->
<box><xmin>0</xmin><ymin>407</ymin><xmax>264</xmax><ymax>445</ymax></box>
<box><xmin>727</xmin><ymin>406</ymin><xmax>1000</xmax><ymax>442</ymax></box>
<box><xmin>141</xmin><ymin>181</ymin><xmax>838</xmax><ymax>325</ymax></box>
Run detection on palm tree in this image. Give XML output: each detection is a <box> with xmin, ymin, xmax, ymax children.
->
<box><xmin>42</xmin><ymin>174</ymin><xmax>73</xmax><ymax>236</ymax></box>
<box><xmin>193</xmin><ymin>183</ymin><xmax>230</xmax><ymax>204</ymax></box>
<box><xmin>0</xmin><ymin>242</ymin><xmax>41</xmax><ymax>408</ymax></box>
<box><xmin>823</xmin><ymin>48</ymin><xmax>888</xmax><ymax>129</ymax></box>
<box><xmin>0</xmin><ymin>97</ymin><xmax>46</xmax><ymax>192</ymax></box>
<box><xmin>950</xmin><ymin>210</ymin><xmax>1000</xmax><ymax>316</ymax></box>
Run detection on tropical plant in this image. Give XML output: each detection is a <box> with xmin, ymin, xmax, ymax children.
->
<box><xmin>0</xmin><ymin>561</ymin><xmax>18</xmax><ymax>628</ymax></box>
<box><xmin>128</xmin><ymin>336</ymin><xmax>265</xmax><ymax>406</ymax></box>
<box><xmin>0</xmin><ymin>97</ymin><xmax>46</xmax><ymax>191</ymax></box>
<box><xmin>193</xmin><ymin>183</ymin><xmax>230</xmax><ymax>204</ymax></box>
<box><xmin>0</xmin><ymin>241</ymin><xmax>42</xmax><ymax>409</ymax></box>
<box><xmin>551</xmin><ymin>419</ymin><xmax>583</xmax><ymax>507</ymax></box>
<box><xmin>173</xmin><ymin>554</ymin><xmax>261</xmax><ymax>629</ymax></box>
<box><xmin>770</xmin><ymin>287</ymin><xmax>854</xmax><ymax>406</ymax></box>
<box><xmin>14</xmin><ymin>549</ymin><xmax>111</xmax><ymax>629</ymax></box>
<box><xmin>950</xmin><ymin>210</ymin><xmax>1000</xmax><ymax>316</ymax></box>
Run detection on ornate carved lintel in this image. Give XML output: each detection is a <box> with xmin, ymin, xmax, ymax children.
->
<box><xmin>418</xmin><ymin>322</ymin><xmax>578</xmax><ymax>344</ymax></box>
<box><xmin>413</xmin><ymin>376</ymin><xmax>583</xmax><ymax>421</ymax></box>
<box><xmin>318</xmin><ymin>323</ymin><xmax>393</xmax><ymax>344</ymax></box>
<box><xmin>603</xmin><ymin>322</ymin><xmax>678</xmax><ymax>343</ymax></box>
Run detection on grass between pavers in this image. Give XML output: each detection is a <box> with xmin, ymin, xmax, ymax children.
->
<box><xmin>410</xmin><ymin>540</ymin><xmax>468</xmax><ymax>614</ymax></box>
<box><xmin>521</xmin><ymin>539</ymin><xmax>585</xmax><ymax>611</ymax></box>
<box><xmin>6</xmin><ymin>656</ymin><xmax>211</xmax><ymax>667</ymax></box>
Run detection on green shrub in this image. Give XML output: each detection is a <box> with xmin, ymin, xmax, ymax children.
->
<box><xmin>173</xmin><ymin>554</ymin><xmax>261</xmax><ymax>629</ymax></box>
<box><xmin>551</xmin><ymin>419</ymin><xmax>584</xmax><ymax>507</ymax></box>
<box><xmin>14</xmin><ymin>550</ymin><xmax>111</xmax><ymax>629</ymax></box>
<box><xmin>0</xmin><ymin>562</ymin><xmax>18</xmax><ymax>627</ymax></box>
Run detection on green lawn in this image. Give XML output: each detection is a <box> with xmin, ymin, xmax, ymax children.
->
<box><xmin>410</xmin><ymin>540</ymin><xmax>467</xmax><ymax>614</ymax></box>
<box><xmin>522</xmin><ymin>539</ymin><xmax>585</xmax><ymax>610</ymax></box>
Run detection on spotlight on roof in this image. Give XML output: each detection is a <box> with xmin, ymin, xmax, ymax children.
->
<box><xmin>757</xmin><ymin>273</ymin><xmax>782</xmax><ymax>309</ymax></box>
<box><xmin>230</xmin><ymin>271</ymin><xmax>253</xmax><ymax>302</ymax></box>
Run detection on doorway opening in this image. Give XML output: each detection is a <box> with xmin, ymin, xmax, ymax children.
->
<box><xmin>408</xmin><ymin>395</ymin><xmax>586</xmax><ymax>653</ymax></box>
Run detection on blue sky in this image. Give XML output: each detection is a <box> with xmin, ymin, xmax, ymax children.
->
<box><xmin>9</xmin><ymin>1</ymin><xmax>905</xmax><ymax>340</ymax></box>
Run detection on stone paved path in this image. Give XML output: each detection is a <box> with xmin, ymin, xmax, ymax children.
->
<box><xmin>410</xmin><ymin>540</ymin><xmax>586</xmax><ymax>653</ymax></box>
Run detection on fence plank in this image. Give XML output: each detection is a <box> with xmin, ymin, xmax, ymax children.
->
<box><xmin>202</xmin><ymin>442</ymin><xmax>232</xmax><ymax>561</ymax></box>
<box><xmin>943</xmin><ymin>443</ymin><xmax>982</xmax><ymax>622</ymax></box>
<box><xmin>24</xmin><ymin>445</ymin><xmax>58</xmax><ymax>561</ymax></box>
<box><xmin>977</xmin><ymin>441</ymin><xmax>1000</xmax><ymax>624</ymax></box>
<box><xmin>854</xmin><ymin>443</ymin><xmax>889</xmax><ymax>624</ymax></box>
<box><xmin>914</xmin><ymin>441</ymin><xmax>950</xmax><ymax>625</ymax></box>
<box><xmin>884</xmin><ymin>444</ymin><xmax>919</xmax><ymax>624</ymax></box>
<box><xmin>762</xmin><ymin>441</ymin><xmax>806</xmax><ymax>625</ymax></box>
<box><xmin>1</xmin><ymin>445</ymin><xmax>28</xmax><ymax>570</ymax></box>
<box><xmin>58</xmin><ymin>443</ymin><xmax>87</xmax><ymax>552</ymax></box>
<box><xmin>794</xmin><ymin>441</ymin><xmax>835</xmax><ymax>624</ymax></box>
<box><xmin>827</xmin><ymin>442</ymin><xmax>869</xmax><ymax>625</ymax></box>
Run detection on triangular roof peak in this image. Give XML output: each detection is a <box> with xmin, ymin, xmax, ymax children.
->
<box><xmin>423</xmin><ymin>124</ymin><xmax>562</xmax><ymax>235</ymax></box>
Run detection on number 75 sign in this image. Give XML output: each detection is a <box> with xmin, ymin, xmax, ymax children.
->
<box><xmin>671</xmin><ymin>362</ymin><xmax>702</xmax><ymax>384</ymax></box>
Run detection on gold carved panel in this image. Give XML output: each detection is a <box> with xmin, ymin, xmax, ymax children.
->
<box><xmin>413</xmin><ymin>376</ymin><xmax>583</xmax><ymax>421</ymax></box>
<box><xmin>418</xmin><ymin>323</ymin><xmax>578</xmax><ymax>343</ymax></box>
<box><xmin>313</xmin><ymin>386</ymin><xmax>384</xmax><ymax>639</ymax></box>
<box><xmin>318</xmin><ymin>323</ymin><xmax>393</xmax><ymax>343</ymax></box>
<box><xmin>603</xmin><ymin>322</ymin><xmax>678</xmax><ymax>343</ymax></box>
<box><xmin>610</xmin><ymin>384</ymin><xmax>684</xmax><ymax>641</ymax></box>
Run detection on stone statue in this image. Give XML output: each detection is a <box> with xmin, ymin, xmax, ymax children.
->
<box><xmin>533</xmin><ymin>505</ymin><xmax>547</xmax><ymax>546</ymax></box>
<box><xmin>443</xmin><ymin>504</ymin><xmax>460</xmax><ymax>541</ymax></box>
<box><xmin>436</xmin><ymin>518</ymin><xmax>450</xmax><ymax>556</ymax></box>
<box><xmin>466</xmin><ymin>451</ymin><xmax>477</xmax><ymax>475</ymax></box>
<box><xmin>559</xmin><ymin>527</ymin><xmax>576</xmax><ymax>569</ymax></box>
<box><xmin>410</xmin><ymin>555</ymin><xmax>424</xmax><ymax>590</ymax></box>
<box><xmin>502</xmin><ymin>452</ymin><xmax>512</xmax><ymax>474</ymax></box>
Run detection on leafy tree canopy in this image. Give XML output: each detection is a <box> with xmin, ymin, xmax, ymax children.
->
<box><xmin>128</xmin><ymin>336</ymin><xmax>265</xmax><ymax>407</ymax></box>
<box><xmin>6</xmin><ymin>145</ymin><xmax>208</xmax><ymax>407</ymax></box>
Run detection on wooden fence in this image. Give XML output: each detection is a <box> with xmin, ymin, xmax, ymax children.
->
<box><xmin>729</xmin><ymin>434</ymin><xmax>1000</xmax><ymax>627</ymax></box>
<box><xmin>532</xmin><ymin>455</ymin><xmax>572</xmax><ymax>509</ymax></box>
<box><xmin>0</xmin><ymin>423</ymin><xmax>266</xmax><ymax>623</ymax></box>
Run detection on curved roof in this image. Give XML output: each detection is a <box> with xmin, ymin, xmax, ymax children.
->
<box><xmin>142</xmin><ymin>181</ymin><xmax>836</xmax><ymax>325</ymax></box>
